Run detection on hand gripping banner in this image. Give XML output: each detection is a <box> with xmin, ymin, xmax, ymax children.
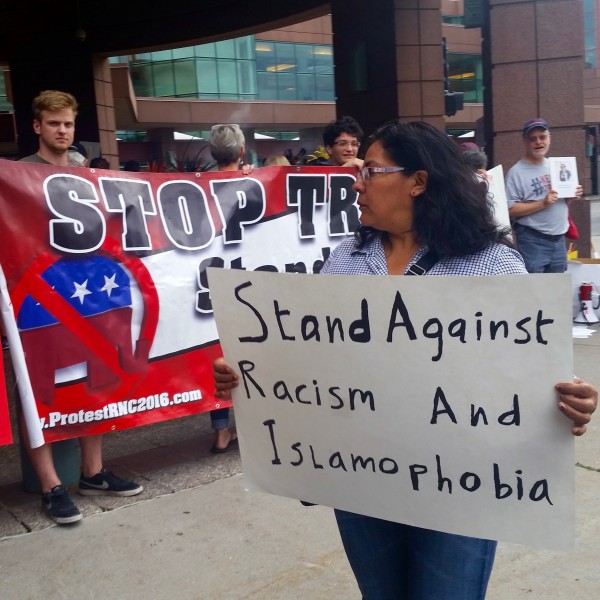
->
<box><xmin>0</xmin><ymin>162</ymin><xmax>358</xmax><ymax>446</ymax></box>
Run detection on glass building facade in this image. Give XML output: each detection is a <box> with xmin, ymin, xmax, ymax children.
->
<box><xmin>114</xmin><ymin>34</ymin><xmax>480</xmax><ymax>106</ymax></box>
<box><xmin>111</xmin><ymin>35</ymin><xmax>335</xmax><ymax>102</ymax></box>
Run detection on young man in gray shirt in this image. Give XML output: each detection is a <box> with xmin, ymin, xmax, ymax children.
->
<box><xmin>18</xmin><ymin>90</ymin><xmax>143</xmax><ymax>525</ymax></box>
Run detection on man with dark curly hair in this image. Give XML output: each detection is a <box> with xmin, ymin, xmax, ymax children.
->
<box><xmin>322</xmin><ymin>115</ymin><xmax>364</xmax><ymax>167</ymax></box>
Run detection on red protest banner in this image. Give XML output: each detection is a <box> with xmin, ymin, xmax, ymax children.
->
<box><xmin>0</xmin><ymin>162</ymin><xmax>358</xmax><ymax>444</ymax></box>
<box><xmin>0</xmin><ymin>347</ymin><xmax>12</xmax><ymax>446</ymax></box>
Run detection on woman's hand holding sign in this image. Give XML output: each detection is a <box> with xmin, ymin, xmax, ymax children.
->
<box><xmin>213</xmin><ymin>357</ymin><xmax>239</xmax><ymax>400</ymax></box>
<box><xmin>555</xmin><ymin>378</ymin><xmax>598</xmax><ymax>436</ymax></box>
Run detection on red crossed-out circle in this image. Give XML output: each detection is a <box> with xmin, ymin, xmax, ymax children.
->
<box><xmin>12</xmin><ymin>237</ymin><xmax>160</xmax><ymax>411</ymax></box>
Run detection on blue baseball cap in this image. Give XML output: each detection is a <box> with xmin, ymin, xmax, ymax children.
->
<box><xmin>522</xmin><ymin>118</ymin><xmax>549</xmax><ymax>136</ymax></box>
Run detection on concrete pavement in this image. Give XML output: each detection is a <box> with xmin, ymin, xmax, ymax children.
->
<box><xmin>1</xmin><ymin>475</ymin><xmax>358</xmax><ymax>600</ymax></box>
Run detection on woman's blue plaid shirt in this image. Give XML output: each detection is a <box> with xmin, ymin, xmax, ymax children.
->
<box><xmin>321</xmin><ymin>232</ymin><xmax>527</xmax><ymax>277</ymax></box>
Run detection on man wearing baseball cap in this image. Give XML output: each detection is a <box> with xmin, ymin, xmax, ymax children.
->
<box><xmin>505</xmin><ymin>118</ymin><xmax>583</xmax><ymax>273</ymax></box>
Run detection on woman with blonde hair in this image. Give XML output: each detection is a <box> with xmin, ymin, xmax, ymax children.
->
<box><xmin>263</xmin><ymin>154</ymin><xmax>290</xmax><ymax>167</ymax></box>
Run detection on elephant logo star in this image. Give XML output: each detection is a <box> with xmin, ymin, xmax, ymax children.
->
<box><xmin>71</xmin><ymin>279</ymin><xmax>92</xmax><ymax>304</ymax></box>
<box><xmin>101</xmin><ymin>273</ymin><xmax>119</xmax><ymax>297</ymax></box>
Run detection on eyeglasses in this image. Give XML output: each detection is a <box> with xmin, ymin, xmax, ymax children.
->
<box><xmin>526</xmin><ymin>133</ymin><xmax>549</xmax><ymax>142</ymax></box>
<box><xmin>357</xmin><ymin>166</ymin><xmax>405</xmax><ymax>181</ymax></box>
<box><xmin>332</xmin><ymin>140</ymin><xmax>361</xmax><ymax>148</ymax></box>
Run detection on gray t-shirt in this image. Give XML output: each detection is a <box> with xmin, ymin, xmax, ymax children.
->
<box><xmin>505</xmin><ymin>158</ymin><xmax>568</xmax><ymax>235</ymax></box>
<box><xmin>19</xmin><ymin>153</ymin><xmax>79</xmax><ymax>167</ymax></box>
<box><xmin>19</xmin><ymin>153</ymin><xmax>51</xmax><ymax>164</ymax></box>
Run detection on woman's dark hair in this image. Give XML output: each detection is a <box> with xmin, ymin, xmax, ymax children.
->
<box><xmin>356</xmin><ymin>121</ymin><xmax>512</xmax><ymax>257</ymax></box>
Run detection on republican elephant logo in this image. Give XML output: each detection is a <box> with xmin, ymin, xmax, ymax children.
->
<box><xmin>17</xmin><ymin>256</ymin><xmax>151</xmax><ymax>406</ymax></box>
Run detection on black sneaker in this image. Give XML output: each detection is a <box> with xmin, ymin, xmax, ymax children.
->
<box><xmin>78</xmin><ymin>469</ymin><xmax>143</xmax><ymax>497</ymax></box>
<box><xmin>42</xmin><ymin>485</ymin><xmax>82</xmax><ymax>524</ymax></box>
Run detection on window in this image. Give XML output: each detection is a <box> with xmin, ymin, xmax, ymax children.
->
<box><xmin>116</xmin><ymin>130</ymin><xmax>148</xmax><ymax>142</ymax></box>
<box><xmin>297</xmin><ymin>73</ymin><xmax>315</xmax><ymax>101</ymax></box>
<box><xmin>255</xmin><ymin>42</ymin><xmax>275</xmax><ymax>71</ymax></box>
<box><xmin>152</xmin><ymin>62</ymin><xmax>176</xmax><ymax>96</ymax></box>
<box><xmin>173</xmin><ymin>60</ymin><xmax>197</xmax><ymax>96</ymax></box>
<box><xmin>447</xmin><ymin>53</ymin><xmax>483</xmax><ymax>103</ymax></box>
<box><xmin>256</xmin><ymin>131</ymin><xmax>300</xmax><ymax>140</ymax></box>
<box><xmin>151</xmin><ymin>50</ymin><xmax>173</xmax><ymax>62</ymax></box>
<box><xmin>217</xmin><ymin>60</ymin><xmax>237</xmax><ymax>95</ymax></box>
<box><xmin>236</xmin><ymin>37</ymin><xmax>253</xmax><ymax>60</ymax></box>
<box><xmin>216</xmin><ymin>39</ymin><xmax>236</xmax><ymax>59</ymax></box>
<box><xmin>276</xmin><ymin>72</ymin><xmax>297</xmax><ymax>101</ymax></box>
<box><xmin>173</xmin><ymin>47</ymin><xmax>194</xmax><ymax>60</ymax></box>
<box><xmin>237</xmin><ymin>61</ymin><xmax>257</xmax><ymax>96</ymax></box>
<box><xmin>316</xmin><ymin>73</ymin><xmax>335</xmax><ymax>101</ymax></box>
<box><xmin>130</xmin><ymin>63</ymin><xmax>154</xmax><ymax>97</ymax></box>
<box><xmin>273</xmin><ymin>42</ymin><xmax>296</xmax><ymax>71</ymax></box>
<box><xmin>312</xmin><ymin>46</ymin><xmax>333</xmax><ymax>74</ymax></box>
<box><xmin>255</xmin><ymin>41</ymin><xmax>334</xmax><ymax>101</ymax></box>
<box><xmin>295</xmin><ymin>45</ymin><xmax>314</xmax><ymax>73</ymax></box>
<box><xmin>195</xmin><ymin>43</ymin><xmax>216</xmax><ymax>58</ymax></box>
<box><xmin>442</xmin><ymin>16</ymin><xmax>465</xmax><ymax>25</ymax></box>
<box><xmin>257</xmin><ymin>72</ymin><xmax>277</xmax><ymax>100</ymax></box>
<box><xmin>196</xmin><ymin>59</ymin><xmax>218</xmax><ymax>96</ymax></box>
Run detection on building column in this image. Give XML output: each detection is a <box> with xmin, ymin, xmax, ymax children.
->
<box><xmin>331</xmin><ymin>0</ymin><xmax>446</xmax><ymax>137</ymax></box>
<box><xmin>489</xmin><ymin>0</ymin><xmax>589</xmax><ymax>255</ymax></box>
<box><xmin>92</xmin><ymin>57</ymin><xmax>119</xmax><ymax>169</ymax></box>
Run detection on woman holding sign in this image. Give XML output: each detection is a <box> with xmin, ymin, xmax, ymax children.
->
<box><xmin>213</xmin><ymin>121</ymin><xmax>597</xmax><ymax>599</ymax></box>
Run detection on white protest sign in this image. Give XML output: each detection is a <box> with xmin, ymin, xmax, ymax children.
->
<box><xmin>208</xmin><ymin>269</ymin><xmax>574</xmax><ymax>549</ymax></box>
<box><xmin>485</xmin><ymin>164</ymin><xmax>511</xmax><ymax>232</ymax></box>
<box><xmin>549</xmin><ymin>157</ymin><xmax>579</xmax><ymax>198</ymax></box>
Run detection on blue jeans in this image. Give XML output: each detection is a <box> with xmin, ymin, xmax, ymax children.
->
<box><xmin>210</xmin><ymin>408</ymin><xmax>229</xmax><ymax>430</ymax></box>
<box><xmin>335</xmin><ymin>510</ymin><xmax>497</xmax><ymax>600</ymax></box>
<box><xmin>514</xmin><ymin>225</ymin><xmax>567</xmax><ymax>273</ymax></box>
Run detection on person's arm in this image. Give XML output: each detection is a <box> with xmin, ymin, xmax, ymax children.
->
<box><xmin>555</xmin><ymin>378</ymin><xmax>597</xmax><ymax>436</ymax></box>
<box><xmin>213</xmin><ymin>357</ymin><xmax>239</xmax><ymax>399</ymax></box>
<box><xmin>341</xmin><ymin>157</ymin><xmax>364</xmax><ymax>168</ymax></box>
<box><xmin>508</xmin><ymin>189</ymin><xmax>559</xmax><ymax>218</ymax></box>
